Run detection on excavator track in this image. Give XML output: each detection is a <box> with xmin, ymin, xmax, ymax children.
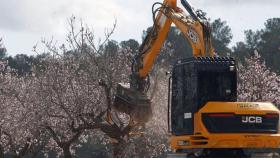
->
<box><xmin>166</xmin><ymin>149</ymin><xmax>280</xmax><ymax>158</ymax></box>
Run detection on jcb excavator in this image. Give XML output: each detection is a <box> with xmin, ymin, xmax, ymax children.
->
<box><xmin>113</xmin><ymin>0</ymin><xmax>280</xmax><ymax>157</ymax></box>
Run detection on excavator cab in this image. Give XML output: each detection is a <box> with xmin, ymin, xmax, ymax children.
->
<box><xmin>170</xmin><ymin>57</ymin><xmax>237</xmax><ymax>135</ymax></box>
<box><xmin>169</xmin><ymin>57</ymin><xmax>280</xmax><ymax>158</ymax></box>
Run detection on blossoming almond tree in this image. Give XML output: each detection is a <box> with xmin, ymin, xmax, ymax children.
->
<box><xmin>35</xmin><ymin>16</ymin><xmax>179</xmax><ymax>158</ymax></box>
<box><xmin>238</xmin><ymin>51</ymin><xmax>280</xmax><ymax>107</ymax></box>
<box><xmin>30</xmin><ymin>16</ymin><xmax>139</xmax><ymax>158</ymax></box>
<box><xmin>0</xmin><ymin>65</ymin><xmax>48</xmax><ymax>158</ymax></box>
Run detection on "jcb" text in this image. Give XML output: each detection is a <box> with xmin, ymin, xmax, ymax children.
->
<box><xmin>242</xmin><ymin>116</ymin><xmax>262</xmax><ymax>124</ymax></box>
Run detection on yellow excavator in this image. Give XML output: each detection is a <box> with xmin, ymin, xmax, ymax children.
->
<box><xmin>113</xmin><ymin>0</ymin><xmax>280</xmax><ymax>157</ymax></box>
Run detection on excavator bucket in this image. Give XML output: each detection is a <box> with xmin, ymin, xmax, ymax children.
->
<box><xmin>113</xmin><ymin>83</ymin><xmax>152</xmax><ymax>124</ymax></box>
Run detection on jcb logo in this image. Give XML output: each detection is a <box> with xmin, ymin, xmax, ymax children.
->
<box><xmin>188</xmin><ymin>28</ymin><xmax>198</xmax><ymax>43</ymax></box>
<box><xmin>242</xmin><ymin>116</ymin><xmax>262</xmax><ymax>124</ymax></box>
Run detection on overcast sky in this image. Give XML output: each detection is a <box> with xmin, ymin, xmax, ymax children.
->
<box><xmin>0</xmin><ymin>0</ymin><xmax>279</xmax><ymax>55</ymax></box>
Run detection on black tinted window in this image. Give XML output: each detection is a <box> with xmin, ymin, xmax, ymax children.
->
<box><xmin>198</xmin><ymin>71</ymin><xmax>237</xmax><ymax>107</ymax></box>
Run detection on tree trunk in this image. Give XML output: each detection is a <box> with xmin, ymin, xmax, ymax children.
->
<box><xmin>62</xmin><ymin>145</ymin><xmax>72</xmax><ymax>158</ymax></box>
<box><xmin>113</xmin><ymin>141</ymin><xmax>126</xmax><ymax>158</ymax></box>
<box><xmin>0</xmin><ymin>145</ymin><xmax>4</xmax><ymax>158</ymax></box>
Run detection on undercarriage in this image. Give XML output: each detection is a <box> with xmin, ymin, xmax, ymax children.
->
<box><xmin>167</xmin><ymin>149</ymin><xmax>280</xmax><ymax>158</ymax></box>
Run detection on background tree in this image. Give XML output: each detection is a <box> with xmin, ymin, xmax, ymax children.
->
<box><xmin>258</xmin><ymin>18</ymin><xmax>280</xmax><ymax>73</ymax></box>
<box><xmin>238</xmin><ymin>51</ymin><xmax>280</xmax><ymax>107</ymax></box>
<box><xmin>120</xmin><ymin>39</ymin><xmax>139</xmax><ymax>54</ymax></box>
<box><xmin>5</xmin><ymin>54</ymin><xmax>35</xmax><ymax>75</ymax></box>
<box><xmin>211</xmin><ymin>18</ymin><xmax>233</xmax><ymax>56</ymax></box>
<box><xmin>232</xmin><ymin>30</ymin><xmax>261</xmax><ymax>62</ymax></box>
<box><xmin>0</xmin><ymin>38</ymin><xmax>7</xmax><ymax>59</ymax></box>
<box><xmin>233</xmin><ymin>18</ymin><xmax>280</xmax><ymax>72</ymax></box>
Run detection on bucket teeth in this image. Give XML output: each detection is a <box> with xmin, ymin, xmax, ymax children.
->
<box><xmin>113</xmin><ymin>83</ymin><xmax>152</xmax><ymax>124</ymax></box>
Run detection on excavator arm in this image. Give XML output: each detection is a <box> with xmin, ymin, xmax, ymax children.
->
<box><xmin>113</xmin><ymin>0</ymin><xmax>214</xmax><ymax>124</ymax></box>
<box><xmin>137</xmin><ymin>0</ymin><xmax>214</xmax><ymax>78</ymax></box>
